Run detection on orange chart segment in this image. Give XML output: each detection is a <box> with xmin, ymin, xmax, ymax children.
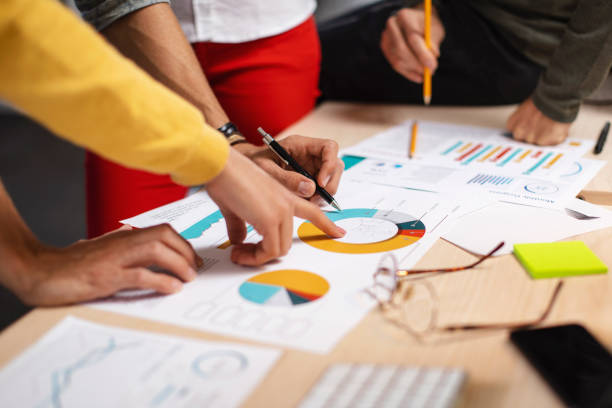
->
<box><xmin>239</xmin><ymin>270</ymin><xmax>329</xmax><ymax>307</ymax></box>
<box><xmin>298</xmin><ymin>208</ymin><xmax>425</xmax><ymax>254</ymax></box>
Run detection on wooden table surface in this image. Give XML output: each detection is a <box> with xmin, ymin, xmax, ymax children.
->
<box><xmin>1</xmin><ymin>102</ymin><xmax>611</xmax><ymax>407</ymax></box>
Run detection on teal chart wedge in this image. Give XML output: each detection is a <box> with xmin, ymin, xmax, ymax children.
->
<box><xmin>180</xmin><ymin>210</ymin><xmax>253</xmax><ymax>240</ymax></box>
<box><xmin>180</xmin><ymin>210</ymin><xmax>224</xmax><ymax>240</ymax></box>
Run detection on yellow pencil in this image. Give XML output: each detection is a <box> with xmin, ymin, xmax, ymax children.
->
<box><xmin>409</xmin><ymin>121</ymin><xmax>418</xmax><ymax>159</ymax></box>
<box><xmin>423</xmin><ymin>0</ymin><xmax>432</xmax><ymax>105</ymax></box>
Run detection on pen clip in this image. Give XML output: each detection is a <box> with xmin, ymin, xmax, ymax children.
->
<box><xmin>259</xmin><ymin>127</ymin><xmax>289</xmax><ymax>166</ymax></box>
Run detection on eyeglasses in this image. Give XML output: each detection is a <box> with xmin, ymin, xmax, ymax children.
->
<box><xmin>366</xmin><ymin>242</ymin><xmax>563</xmax><ymax>341</ymax></box>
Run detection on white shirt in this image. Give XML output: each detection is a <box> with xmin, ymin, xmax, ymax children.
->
<box><xmin>171</xmin><ymin>0</ymin><xmax>316</xmax><ymax>44</ymax></box>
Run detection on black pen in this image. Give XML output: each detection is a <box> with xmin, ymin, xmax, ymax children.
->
<box><xmin>258</xmin><ymin>127</ymin><xmax>342</xmax><ymax>211</ymax></box>
<box><xmin>594</xmin><ymin>121</ymin><xmax>610</xmax><ymax>155</ymax></box>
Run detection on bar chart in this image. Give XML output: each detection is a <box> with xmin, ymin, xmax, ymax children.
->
<box><xmin>439</xmin><ymin>140</ymin><xmax>568</xmax><ymax>176</ymax></box>
<box><xmin>467</xmin><ymin>174</ymin><xmax>514</xmax><ymax>186</ymax></box>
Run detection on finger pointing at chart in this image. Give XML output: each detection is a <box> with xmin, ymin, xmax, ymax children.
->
<box><xmin>207</xmin><ymin>149</ymin><xmax>345</xmax><ymax>266</ymax></box>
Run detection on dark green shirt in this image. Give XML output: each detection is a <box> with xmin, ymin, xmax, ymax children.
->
<box><xmin>468</xmin><ymin>0</ymin><xmax>612</xmax><ymax>122</ymax></box>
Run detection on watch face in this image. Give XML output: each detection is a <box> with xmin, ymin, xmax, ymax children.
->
<box><xmin>218</xmin><ymin>122</ymin><xmax>241</xmax><ymax>139</ymax></box>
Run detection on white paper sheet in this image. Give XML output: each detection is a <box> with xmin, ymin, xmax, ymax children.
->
<box><xmin>442</xmin><ymin>198</ymin><xmax>612</xmax><ymax>256</ymax></box>
<box><xmin>343</xmin><ymin>120</ymin><xmax>593</xmax><ymax>170</ymax></box>
<box><xmin>341</xmin><ymin>120</ymin><xmax>600</xmax><ymax>208</ymax></box>
<box><xmin>101</xmin><ymin>184</ymin><xmax>478</xmax><ymax>353</ymax></box>
<box><xmin>0</xmin><ymin>317</ymin><xmax>280</xmax><ymax>408</ymax></box>
<box><xmin>343</xmin><ymin>156</ymin><xmax>604</xmax><ymax>208</ymax></box>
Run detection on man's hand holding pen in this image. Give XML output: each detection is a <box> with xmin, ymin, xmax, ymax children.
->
<box><xmin>233</xmin><ymin>134</ymin><xmax>344</xmax><ymax>205</ymax></box>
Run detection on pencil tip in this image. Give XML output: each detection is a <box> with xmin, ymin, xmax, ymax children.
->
<box><xmin>424</xmin><ymin>97</ymin><xmax>431</xmax><ymax>106</ymax></box>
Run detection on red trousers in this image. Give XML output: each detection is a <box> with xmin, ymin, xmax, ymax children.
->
<box><xmin>86</xmin><ymin>16</ymin><xmax>321</xmax><ymax>237</ymax></box>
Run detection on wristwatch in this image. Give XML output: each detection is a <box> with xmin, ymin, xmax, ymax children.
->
<box><xmin>217</xmin><ymin>122</ymin><xmax>248</xmax><ymax>146</ymax></box>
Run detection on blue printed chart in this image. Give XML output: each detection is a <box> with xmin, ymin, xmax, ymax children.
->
<box><xmin>0</xmin><ymin>317</ymin><xmax>281</xmax><ymax>408</ymax></box>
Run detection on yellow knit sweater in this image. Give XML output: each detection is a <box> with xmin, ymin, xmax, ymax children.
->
<box><xmin>0</xmin><ymin>0</ymin><xmax>229</xmax><ymax>186</ymax></box>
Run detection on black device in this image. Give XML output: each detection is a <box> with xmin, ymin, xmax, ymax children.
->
<box><xmin>511</xmin><ymin>324</ymin><xmax>612</xmax><ymax>408</ymax></box>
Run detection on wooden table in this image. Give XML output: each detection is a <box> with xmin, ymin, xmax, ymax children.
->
<box><xmin>1</xmin><ymin>102</ymin><xmax>611</xmax><ymax>407</ymax></box>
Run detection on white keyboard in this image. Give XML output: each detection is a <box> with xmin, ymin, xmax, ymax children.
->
<box><xmin>298</xmin><ymin>363</ymin><xmax>466</xmax><ymax>408</ymax></box>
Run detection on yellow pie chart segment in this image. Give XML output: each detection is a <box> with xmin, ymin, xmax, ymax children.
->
<box><xmin>239</xmin><ymin>270</ymin><xmax>329</xmax><ymax>306</ymax></box>
<box><xmin>298</xmin><ymin>208</ymin><xmax>425</xmax><ymax>254</ymax></box>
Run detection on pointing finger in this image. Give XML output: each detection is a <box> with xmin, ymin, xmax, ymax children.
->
<box><xmin>294</xmin><ymin>199</ymin><xmax>346</xmax><ymax>238</ymax></box>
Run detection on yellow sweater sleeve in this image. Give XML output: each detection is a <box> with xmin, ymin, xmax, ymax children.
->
<box><xmin>0</xmin><ymin>0</ymin><xmax>229</xmax><ymax>186</ymax></box>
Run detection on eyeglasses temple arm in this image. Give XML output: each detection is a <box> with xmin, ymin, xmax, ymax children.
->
<box><xmin>440</xmin><ymin>280</ymin><xmax>564</xmax><ymax>332</ymax></box>
<box><xmin>397</xmin><ymin>241</ymin><xmax>505</xmax><ymax>276</ymax></box>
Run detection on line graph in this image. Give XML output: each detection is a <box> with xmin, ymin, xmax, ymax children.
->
<box><xmin>38</xmin><ymin>338</ymin><xmax>141</xmax><ymax>408</ymax></box>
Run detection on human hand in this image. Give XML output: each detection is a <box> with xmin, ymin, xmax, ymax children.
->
<box><xmin>233</xmin><ymin>135</ymin><xmax>344</xmax><ymax>202</ymax></box>
<box><xmin>380</xmin><ymin>5</ymin><xmax>445</xmax><ymax>83</ymax></box>
<box><xmin>14</xmin><ymin>224</ymin><xmax>201</xmax><ymax>306</ymax></box>
<box><xmin>206</xmin><ymin>149</ymin><xmax>346</xmax><ymax>266</ymax></box>
<box><xmin>507</xmin><ymin>98</ymin><xmax>571</xmax><ymax>145</ymax></box>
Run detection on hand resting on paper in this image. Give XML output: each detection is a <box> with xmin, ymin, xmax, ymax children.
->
<box><xmin>507</xmin><ymin>98</ymin><xmax>571</xmax><ymax>146</ymax></box>
<box><xmin>0</xmin><ymin>219</ymin><xmax>201</xmax><ymax>306</ymax></box>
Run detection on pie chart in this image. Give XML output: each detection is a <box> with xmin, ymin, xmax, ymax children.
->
<box><xmin>239</xmin><ymin>270</ymin><xmax>329</xmax><ymax>307</ymax></box>
<box><xmin>298</xmin><ymin>208</ymin><xmax>425</xmax><ymax>254</ymax></box>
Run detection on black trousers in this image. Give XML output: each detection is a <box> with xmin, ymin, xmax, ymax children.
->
<box><xmin>318</xmin><ymin>0</ymin><xmax>542</xmax><ymax>106</ymax></box>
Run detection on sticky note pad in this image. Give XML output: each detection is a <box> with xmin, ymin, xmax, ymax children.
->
<box><xmin>514</xmin><ymin>241</ymin><xmax>608</xmax><ymax>279</ymax></box>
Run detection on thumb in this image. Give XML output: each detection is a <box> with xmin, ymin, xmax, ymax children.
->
<box><xmin>259</xmin><ymin>160</ymin><xmax>316</xmax><ymax>198</ymax></box>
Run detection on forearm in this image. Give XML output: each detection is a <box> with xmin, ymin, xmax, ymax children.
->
<box><xmin>533</xmin><ymin>0</ymin><xmax>612</xmax><ymax>123</ymax></box>
<box><xmin>0</xmin><ymin>181</ymin><xmax>41</xmax><ymax>298</ymax></box>
<box><xmin>99</xmin><ymin>2</ymin><xmax>229</xmax><ymax>128</ymax></box>
<box><xmin>0</xmin><ymin>0</ymin><xmax>229</xmax><ymax>186</ymax></box>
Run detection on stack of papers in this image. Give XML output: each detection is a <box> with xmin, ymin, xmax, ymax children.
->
<box><xmin>342</xmin><ymin>120</ymin><xmax>611</xmax><ymax>255</ymax></box>
<box><xmin>343</xmin><ymin>120</ymin><xmax>603</xmax><ymax>208</ymax></box>
<box><xmin>91</xmin><ymin>119</ymin><xmax>609</xmax><ymax>354</ymax></box>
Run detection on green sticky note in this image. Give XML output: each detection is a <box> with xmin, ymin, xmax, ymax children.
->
<box><xmin>514</xmin><ymin>241</ymin><xmax>608</xmax><ymax>279</ymax></box>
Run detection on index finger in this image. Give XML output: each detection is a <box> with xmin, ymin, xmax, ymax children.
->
<box><xmin>131</xmin><ymin>224</ymin><xmax>200</xmax><ymax>269</ymax></box>
<box><xmin>294</xmin><ymin>199</ymin><xmax>345</xmax><ymax>238</ymax></box>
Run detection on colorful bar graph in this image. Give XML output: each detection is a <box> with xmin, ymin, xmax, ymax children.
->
<box><xmin>543</xmin><ymin>153</ymin><xmax>563</xmax><ymax>169</ymax></box>
<box><xmin>515</xmin><ymin>149</ymin><xmax>532</xmax><ymax>163</ymax></box>
<box><xmin>479</xmin><ymin>146</ymin><xmax>501</xmax><ymax>162</ymax></box>
<box><xmin>442</xmin><ymin>141</ymin><xmax>463</xmax><ymax>155</ymax></box>
<box><xmin>456</xmin><ymin>143</ymin><xmax>483</xmax><ymax>161</ymax></box>
<box><xmin>457</xmin><ymin>142</ymin><xmax>473</xmax><ymax>153</ymax></box>
<box><xmin>491</xmin><ymin>147</ymin><xmax>512</xmax><ymax>162</ymax></box>
<box><xmin>524</xmin><ymin>152</ymin><xmax>553</xmax><ymax>175</ymax></box>
<box><xmin>497</xmin><ymin>148</ymin><xmax>522</xmax><ymax>167</ymax></box>
<box><xmin>462</xmin><ymin>145</ymin><xmax>492</xmax><ymax>165</ymax></box>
